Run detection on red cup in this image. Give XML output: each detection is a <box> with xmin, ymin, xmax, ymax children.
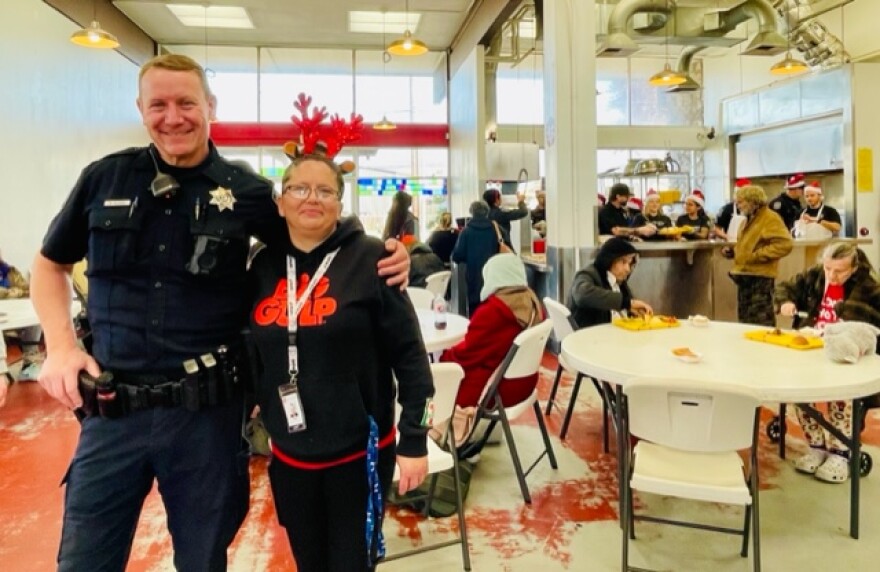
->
<box><xmin>532</xmin><ymin>239</ymin><xmax>546</xmax><ymax>254</ymax></box>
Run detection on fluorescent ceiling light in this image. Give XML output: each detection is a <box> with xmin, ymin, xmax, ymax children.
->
<box><xmin>349</xmin><ymin>11</ymin><xmax>420</xmax><ymax>34</ymax></box>
<box><xmin>167</xmin><ymin>5</ymin><xmax>253</xmax><ymax>29</ymax></box>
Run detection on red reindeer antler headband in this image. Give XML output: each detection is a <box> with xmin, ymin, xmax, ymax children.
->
<box><xmin>283</xmin><ymin>93</ymin><xmax>363</xmax><ymax>173</ymax></box>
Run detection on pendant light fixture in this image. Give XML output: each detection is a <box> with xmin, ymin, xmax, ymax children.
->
<box><xmin>374</xmin><ymin>16</ymin><xmax>397</xmax><ymax>131</ymax></box>
<box><xmin>771</xmin><ymin>4</ymin><xmax>808</xmax><ymax>75</ymax></box>
<box><xmin>648</xmin><ymin>2</ymin><xmax>685</xmax><ymax>87</ymax></box>
<box><xmin>70</xmin><ymin>1</ymin><xmax>119</xmax><ymax>49</ymax></box>
<box><xmin>386</xmin><ymin>0</ymin><xmax>427</xmax><ymax>56</ymax></box>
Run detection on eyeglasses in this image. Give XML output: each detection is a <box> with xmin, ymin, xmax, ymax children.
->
<box><xmin>282</xmin><ymin>184</ymin><xmax>339</xmax><ymax>201</ymax></box>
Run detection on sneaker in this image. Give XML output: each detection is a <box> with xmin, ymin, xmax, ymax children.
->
<box><xmin>815</xmin><ymin>453</ymin><xmax>850</xmax><ymax>483</ymax></box>
<box><xmin>794</xmin><ymin>448</ymin><xmax>827</xmax><ymax>474</ymax></box>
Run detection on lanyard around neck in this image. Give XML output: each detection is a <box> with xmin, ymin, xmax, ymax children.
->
<box><xmin>285</xmin><ymin>248</ymin><xmax>339</xmax><ymax>379</ymax></box>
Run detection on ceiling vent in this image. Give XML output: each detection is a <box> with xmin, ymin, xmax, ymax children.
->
<box><xmin>597</xmin><ymin>0</ymin><xmax>788</xmax><ymax>57</ymax></box>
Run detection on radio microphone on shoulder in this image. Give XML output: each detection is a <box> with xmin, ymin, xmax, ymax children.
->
<box><xmin>147</xmin><ymin>147</ymin><xmax>180</xmax><ymax>198</ymax></box>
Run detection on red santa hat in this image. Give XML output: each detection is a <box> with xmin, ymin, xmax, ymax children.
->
<box><xmin>786</xmin><ymin>173</ymin><xmax>806</xmax><ymax>189</ymax></box>
<box><xmin>686</xmin><ymin>189</ymin><xmax>705</xmax><ymax>208</ymax></box>
<box><xmin>735</xmin><ymin>178</ymin><xmax>751</xmax><ymax>188</ymax></box>
<box><xmin>646</xmin><ymin>188</ymin><xmax>659</xmax><ymax>199</ymax></box>
<box><xmin>626</xmin><ymin>197</ymin><xmax>643</xmax><ymax>210</ymax></box>
<box><xmin>805</xmin><ymin>180</ymin><xmax>822</xmax><ymax>194</ymax></box>
<box><xmin>597</xmin><ymin>193</ymin><xmax>607</xmax><ymax>206</ymax></box>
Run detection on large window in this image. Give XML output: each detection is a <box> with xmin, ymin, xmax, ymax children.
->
<box><xmin>162</xmin><ymin>45</ymin><xmax>447</xmax><ymax>125</ymax></box>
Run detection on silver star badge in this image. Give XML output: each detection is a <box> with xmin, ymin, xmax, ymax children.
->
<box><xmin>209</xmin><ymin>186</ymin><xmax>237</xmax><ymax>212</ymax></box>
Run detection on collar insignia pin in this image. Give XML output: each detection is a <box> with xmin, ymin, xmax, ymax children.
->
<box><xmin>209</xmin><ymin>187</ymin><xmax>237</xmax><ymax>212</ymax></box>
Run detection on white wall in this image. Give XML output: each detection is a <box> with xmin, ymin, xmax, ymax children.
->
<box><xmin>0</xmin><ymin>0</ymin><xmax>144</xmax><ymax>271</ymax></box>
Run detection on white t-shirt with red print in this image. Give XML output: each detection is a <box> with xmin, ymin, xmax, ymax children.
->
<box><xmin>816</xmin><ymin>283</ymin><xmax>844</xmax><ymax>330</ymax></box>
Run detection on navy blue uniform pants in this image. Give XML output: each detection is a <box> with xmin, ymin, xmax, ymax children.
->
<box><xmin>268</xmin><ymin>445</ymin><xmax>396</xmax><ymax>572</ymax></box>
<box><xmin>57</xmin><ymin>399</ymin><xmax>249</xmax><ymax>572</ymax></box>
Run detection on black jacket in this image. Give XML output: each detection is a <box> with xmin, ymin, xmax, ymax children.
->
<box><xmin>488</xmin><ymin>201</ymin><xmax>528</xmax><ymax>248</ymax></box>
<box><xmin>566</xmin><ymin>265</ymin><xmax>633</xmax><ymax>329</ymax></box>
<box><xmin>452</xmin><ymin>217</ymin><xmax>500</xmax><ymax>313</ymax></box>
<box><xmin>248</xmin><ymin>217</ymin><xmax>433</xmax><ymax>462</ymax></box>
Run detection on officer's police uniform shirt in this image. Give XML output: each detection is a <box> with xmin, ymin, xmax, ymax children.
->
<box><xmin>41</xmin><ymin>143</ymin><xmax>283</xmax><ymax>373</ymax></box>
<box><xmin>769</xmin><ymin>192</ymin><xmax>803</xmax><ymax>231</ymax></box>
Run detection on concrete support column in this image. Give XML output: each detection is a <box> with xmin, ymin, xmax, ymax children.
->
<box><xmin>543</xmin><ymin>0</ymin><xmax>598</xmax><ymax>301</ymax></box>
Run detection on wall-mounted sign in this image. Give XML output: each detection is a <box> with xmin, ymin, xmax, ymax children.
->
<box><xmin>357</xmin><ymin>177</ymin><xmax>447</xmax><ymax>196</ymax></box>
<box><xmin>857</xmin><ymin>147</ymin><xmax>873</xmax><ymax>192</ymax></box>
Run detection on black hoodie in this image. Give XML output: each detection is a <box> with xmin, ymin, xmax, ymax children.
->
<box><xmin>248</xmin><ymin>217</ymin><xmax>433</xmax><ymax>463</ymax></box>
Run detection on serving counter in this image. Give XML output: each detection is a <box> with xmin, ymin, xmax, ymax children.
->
<box><xmin>574</xmin><ymin>238</ymin><xmax>872</xmax><ymax>322</ymax></box>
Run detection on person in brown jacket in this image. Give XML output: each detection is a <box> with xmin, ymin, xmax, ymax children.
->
<box><xmin>721</xmin><ymin>184</ymin><xmax>793</xmax><ymax>326</ymax></box>
<box><xmin>0</xmin><ymin>249</ymin><xmax>29</xmax><ymax>299</ymax></box>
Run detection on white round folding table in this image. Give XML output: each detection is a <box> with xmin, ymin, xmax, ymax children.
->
<box><xmin>561</xmin><ymin>320</ymin><xmax>880</xmax><ymax>539</ymax></box>
<box><xmin>415</xmin><ymin>309</ymin><xmax>469</xmax><ymax>354</ymax></box>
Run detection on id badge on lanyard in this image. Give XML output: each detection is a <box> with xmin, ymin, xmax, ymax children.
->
<box><xmin>278</xmin><ymin>248</ymin><xmax>339</xmax><ymax>433</ymax></box>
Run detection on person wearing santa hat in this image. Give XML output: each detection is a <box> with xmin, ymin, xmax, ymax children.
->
<box><xmin>797</xmin><ymin>181</ymin><xmax>841</xmax><ymax>236</ymax></box>
<box><xmin>631</xmin><ymin>190</ymin><xmax>673</xmax><ymax>240</ymax></box>
<box><xmin>675</xmin><ymin>189</ymin><xmax>712</xmax><ymax>240</ymax></box>
<box><xmin>715</xmin><ymin>179</ymin><xmax>751</xmax><ymax>241</ymax></box>
<box><xmin>769</xmin><ymin>173</ymin><xmax>806</xmax><ymax>231</ymax></box>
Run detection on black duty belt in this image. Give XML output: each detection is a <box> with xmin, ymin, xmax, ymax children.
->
<box><xmin>75</xmin><ymin>345</ymin><xmax>246</xmax><ymax>419</ymax></box>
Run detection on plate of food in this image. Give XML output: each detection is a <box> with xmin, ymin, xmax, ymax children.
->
<box><xmin>671</xmin><ymin>347</ymin><xmax>702</xmax><ymax>363</ymax></box>
<box><xmin>744</xmin><ymin>327</ymin><xmax>823</xmax><ymax>350</ymax></box>
<box><xmin>657</xmin><ymin>225</ymin><xmax>693</xmax><ymax>237</ymax></box>
<box><xmin>613</xmin><ymin>314</ymin><xmax>680</xmax><ymax>331</ymax></box>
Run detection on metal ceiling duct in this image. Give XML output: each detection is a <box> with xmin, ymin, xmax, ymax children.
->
<box><xmin>779</xmin><ymin>0</ymin><xmax>851</xmax><ymax>69</ymax></box>
<box><xmin>666</xmin><ymin>45</ymin><xmax>705</xmax><ymax>92</ymax></box>
<box><xmin>597</xmin><ymin>0</ymin><xmax>789</xmax><ymax>57</ymax></box>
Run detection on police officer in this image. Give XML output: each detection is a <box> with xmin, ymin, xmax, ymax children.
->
<box><xmin>769</xmin><ymin>173</ymin><xmax>806</xmax><ymax>232</ymax></box>
<box><xmin>31</xmin><ymin>54</ymin><xmax>410</xmax><ymax>572</ymax></box>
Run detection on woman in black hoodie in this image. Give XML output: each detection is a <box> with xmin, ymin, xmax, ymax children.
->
<box><xmin>566</xmin><ymin>237</ymin><xmax>654</xmax><ymax>329</ymax></box>
<box><xmin>248</xmin><ymin>155</ymin><xmax>433</xmax><ymax>572</ymax></box>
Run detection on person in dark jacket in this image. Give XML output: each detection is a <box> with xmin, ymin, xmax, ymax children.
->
<box><xmin>566</xmin><ymin>238</ymin><xmax>654</xmax><ymax>329</ymax></box>
<box><xmin>249</xmin><ymin>155</ymin><xmax>433</xmax><ymax>571</ymax></box>
<box><xmin>769</xmin><ymin>173</ymin><xmax>805</xmax><ymax>232</ymax></box>
<box><xmin>452</xmin><ymin>201</ymin><xmax>500</xmax><ymax>316</ymax></box>
<box><xmin>775</xmin><ymin>241</ymin><xmax>880</xmax><ymax>483</ymax></box>
<box><xmin>403</xmin><ymin>236</ymin><xmax>445</xmax><ymax>288</ymax></box>
<box><xmin>426</xmin><ymin>212</ymin><xmax>458</xmax><ymax>266</ymax></box>
<box><xmin>483</xmin><ymin>188</ymin><xmax>528</xmax><ymax>250</ymax></box>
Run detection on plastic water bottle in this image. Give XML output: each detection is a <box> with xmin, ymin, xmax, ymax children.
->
<box><xmin>433</xmin><ymin>294</ymin><xmax>448</xmax><ymax>330</ymax></box>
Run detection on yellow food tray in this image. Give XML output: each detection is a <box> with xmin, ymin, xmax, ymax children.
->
<box><xmin>744</xmin><ymin>329</ymin><xmax>824</xmax><ymax>350</ymax></box>
<box><xmin>613</xmin><ymin>316</ymin><xmax>681</xmax><ymax>331</ymax></box>
<box><xmin>657</xmin><ymin>226</ymin><xmax>693</xmax><ymax>236</ymax></box>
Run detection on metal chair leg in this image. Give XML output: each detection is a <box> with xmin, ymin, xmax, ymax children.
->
<box><xmin>498</xmin><ymin>408</ymin><xmax>531</xmax><ymax>503</ymax></box>
<box><xmin>450</xmin><ymin>439</ymin><xmax>472</xmax><ymax>571</ymax></box>
<box><xmin>559</xmin><ymin>373</ymin><xmax>584</xmax><ymax>440</ymax></box>
<box><xmin>545</xmin><ymin>364</ymin><xmax>564</xmax><ymax>415</ymax></box>
<box><xmin>533</xmin><ymin>402</ymin><xmax>558</xmax><ymax>469</ymax></box>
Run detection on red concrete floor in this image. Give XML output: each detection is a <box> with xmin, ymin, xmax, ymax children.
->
<box><xmin>2</xmin><ymin>353</ymin><xmax>879</xmax><ymax>571</ymax></box>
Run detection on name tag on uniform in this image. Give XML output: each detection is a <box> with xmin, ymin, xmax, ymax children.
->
<box><xmin>103</xmin><ymin>199</ymin><xmax>132</xmax><ymax>207</ymax></box>
<box><xmin>278</xmin><ymin>383</ymin><xmax>307</xmax><ymax>433</ymax></box>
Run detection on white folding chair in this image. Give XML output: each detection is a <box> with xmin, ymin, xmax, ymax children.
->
<box><xmin>458</xmin><ymin>320</ymin><xmax>557</xmax><ymax>504</ymax></box>
<box><xmin>383</xmin><ymin>363</ymin><xmax>471</xmax><ymax>570</ymax></box>
<box><xmin>542</xmin><ymin>297</ymin><xmax>614</xmax><ymax>451</ymax></box>
<box><xmin>406</xmin><ymin>286</ymin><xmax>435</xmax><ymax>310</ymax></box>
<box><xmin>424</xmin><ymin>270</ymin><xmax>452</xmax><ymax>299</ymax></box>
<box><xmin>623</xmin><ymin>377</ymin><xmax>762</xmax><ymax>572</ymax></box>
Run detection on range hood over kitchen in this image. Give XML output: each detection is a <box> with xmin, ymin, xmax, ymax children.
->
<box><xmin>596</xmin><ymin>0</ymin><xmax>852</xmax><ymax>71</ymax></box>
